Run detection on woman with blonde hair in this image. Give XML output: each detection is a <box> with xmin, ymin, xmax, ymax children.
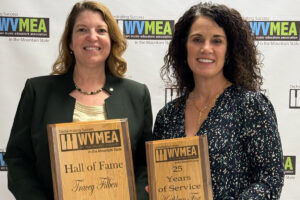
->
<box><xmin>5</xmin><ymin>1</ymin><xmax>152</xmax><ymax>199</ymax></box>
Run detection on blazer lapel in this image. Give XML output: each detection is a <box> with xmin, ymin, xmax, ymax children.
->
<box><xmin>46</xmin><ymin>71</ymin><xmax>76</xmax><ymax>124</ymax></box>
<box><xmin>103</xmin><ymin>73</ymin><xmax>126</xmax><ymax>119</ymax></box>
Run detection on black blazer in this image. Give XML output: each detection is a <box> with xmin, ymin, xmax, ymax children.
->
<box><xmin>5</xmin><ymin>71</ymin><xmax>153</xmax><ymax>200</ymax></box>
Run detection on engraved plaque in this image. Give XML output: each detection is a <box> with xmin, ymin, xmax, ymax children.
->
<box><xmin>47</xmin><ymin>119</ymin><xmax>136</xmax><ymax>200</ymax></box>
<box><xmin>146</xmin><ymin>135</ymin><xmax>213</xmax><ymax>200</ymax></box>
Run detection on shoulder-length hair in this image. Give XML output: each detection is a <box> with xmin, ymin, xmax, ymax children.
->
<box><xmin>52</xmin><ymin>1</ymin><xmax>127</xmax><ymax>77</ymax></box>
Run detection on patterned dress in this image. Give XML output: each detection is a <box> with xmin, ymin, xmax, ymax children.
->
<box><xmin>153</xmin><ymin>85</ymin><xmax>284</xmax><ymax>200</ymax></box>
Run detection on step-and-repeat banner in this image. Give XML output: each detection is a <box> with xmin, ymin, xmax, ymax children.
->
<box><xmin>1</xmin><ymin>0</ymin><xmax>299</xmax><ymax>199</ymax></box>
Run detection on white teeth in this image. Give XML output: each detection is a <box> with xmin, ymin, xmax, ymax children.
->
<box><xmin>197</xmin><ymin>58</ymin><xmax>214</xmax><ymax>63</ymax></box>
<box><xmin>85</xmin><ymin>47</ymin><xmax>100</xmax><ymax>50</ymax></box>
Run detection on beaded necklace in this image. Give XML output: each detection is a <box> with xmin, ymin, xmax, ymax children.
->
<box><xmin>74</xmin><ymin>82</ymin><xmax>102</xmax><ymax>95</ymax></box>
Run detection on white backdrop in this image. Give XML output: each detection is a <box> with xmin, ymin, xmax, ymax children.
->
<box><xmin>0</xmin><ymin>0</ymin><xmax>299</xmax><ymax>199</ymax></box>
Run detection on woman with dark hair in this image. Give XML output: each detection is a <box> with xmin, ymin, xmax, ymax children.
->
<box><xmin>153</xmin><ymin>2</ymin><xmax>284</xmax><ymax>199</ymax></box>
<box><xmin>5</xmin><ymin>1</ymin><xmax>152</xmax><ymax>199</ymax></box>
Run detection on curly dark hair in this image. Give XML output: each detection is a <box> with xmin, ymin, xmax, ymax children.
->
<box><xmin>161</xmin><ymin>2</ymin><xmax>263</xmax><ymax>96</ymax></box>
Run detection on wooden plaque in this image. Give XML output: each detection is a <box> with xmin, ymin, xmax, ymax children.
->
<box><xmin>146</xmin><ymin>135</ymin><xmax>213</xmax><ymax>200</ymax></box>
<box><xmin>47</xmin><ymin>119</ymin><xmax>136</xmax><ymax>200</ymax></box>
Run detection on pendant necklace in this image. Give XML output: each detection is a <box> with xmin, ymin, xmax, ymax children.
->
<box><xmin>189</xmin><ymin>85</ymin><xmax>228</xmax><ymax>124</ymax></box>
<box><xmin>191</xmin><ymin>94</ymin><xmax>219</xmax><ymax>124</ymax></box>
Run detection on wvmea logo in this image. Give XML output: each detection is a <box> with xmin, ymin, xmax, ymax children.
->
<box><xmin>117</xmin><ymin>19</ymin><xmax>174</xmax><ymax>40</ymax></box>
<box><xmin>60</xmin><ymin>130</ymin><xmax>121</xmax><ymax>152</ymax></box>
<box><xmin>249</xmin><ymin>21</ymin><xmax>300</xmax><ymax>41</ymax></box>
<box><xmin>0</xmin><ymin>16</ymin><xmax>49</xmax><ymax>38</ymax></box>
<box><xmin>155</xmin><ymin>145</ymin><xmax>199</xmax><ymax>163</ymax></box>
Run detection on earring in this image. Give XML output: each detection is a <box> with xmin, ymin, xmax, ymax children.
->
<box><xmin>70</xmin><ymin>50</ymin><xmax>73</xmax><ymax>55</ymax></box>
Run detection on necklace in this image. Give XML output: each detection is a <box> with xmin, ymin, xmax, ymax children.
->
<box><xmin>74</xmin><ymin>82</ymin><xmax>103</xmax><ymax>95</ymax></box>
<box><xmin>189</xmin><ymin>85</ymin><xmax>228</xmax><ymax>124</ymax></box>
<box><xmin>189</xmin><ymin>94</ymin><xmax>219</xmax><ymax>124</ymax></box>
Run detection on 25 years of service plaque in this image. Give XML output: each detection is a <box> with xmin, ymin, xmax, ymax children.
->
<box><xmin>47</xmin><ymin>119</ymin><xmax>136</xmax><ymax>200</ymax></box>
<box><xmin>146</xmin><ymin>135</ymin><xmax>213</xmax><ymax>200</ymax></box>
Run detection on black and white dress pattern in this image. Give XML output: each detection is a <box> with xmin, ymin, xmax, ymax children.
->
<box><xmin>153</xmin><ymin>85</ymin><xmax>284</xmax><ymax>200</ymax></box>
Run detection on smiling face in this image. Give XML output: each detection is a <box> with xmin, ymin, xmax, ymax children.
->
<box><xmin>70</xmin><ymin>10</ymin><xmax>111</xmax><ymax>69</ymax></box>
<box><xmin>186</xmin><ymin>16</ymin><xmax>227</xmax><ymax>81</ymax></box>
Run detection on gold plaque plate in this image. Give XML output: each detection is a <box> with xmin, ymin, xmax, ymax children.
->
<box><xmin>47</xmin><ymin>119</ymin><xmax>136</xmax><ymax>200</ymax></box>
<box><xmin>146</xmin><ymin>135</ymin><xmax>213</xmax><ymax>200</ymax></box>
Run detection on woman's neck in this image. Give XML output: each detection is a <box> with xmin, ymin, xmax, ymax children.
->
<box><xmin>191</xmin><ymin>76</ymin><xmax>231</xmax><ymax>101</ymax></box>
<box><xmin>73</xmin><ymin>65</ymin><xmax>106</xmax><ymax>90</ymax></box>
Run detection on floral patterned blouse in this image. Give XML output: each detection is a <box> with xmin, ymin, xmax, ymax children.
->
<box><xmin>153</xmin><ymin>85</ymin><xmax>284</xmax><ymax>200</ymax></box>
